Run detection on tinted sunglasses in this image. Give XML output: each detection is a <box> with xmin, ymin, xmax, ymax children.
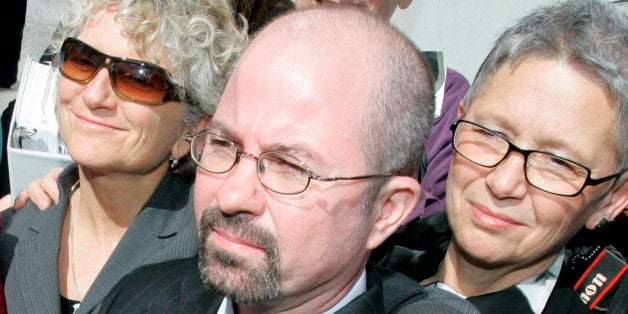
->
<box><xmin>59</xmin><ymin>37</ymin><xmax>181</xmax><ymax>105</ymax></box>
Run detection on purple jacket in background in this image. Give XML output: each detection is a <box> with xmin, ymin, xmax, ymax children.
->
<box><xmin>405</xmin><ymin>68</ymin><xmax>470</xmax><ymax>223</ymax></box>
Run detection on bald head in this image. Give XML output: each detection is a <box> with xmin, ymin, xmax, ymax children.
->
<box><xmin>249</xmin><ymin>4</ymin><xmax>393</xmax><ymax>49</ymax></box>
<box><xmin>196</xmin><ymin>7</ymin><xmax>434</xmax><ymax>311</ymax></box>
<box><xmin>231</xmin><ymin>6</ymin><xmax>434</xmax><ymax>176</ymax></box>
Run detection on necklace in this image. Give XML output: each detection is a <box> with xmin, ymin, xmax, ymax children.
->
<box><xmin>69</xmin><ymin>181</ymin><xmax>82</xmax><ymax>304</ymax></box>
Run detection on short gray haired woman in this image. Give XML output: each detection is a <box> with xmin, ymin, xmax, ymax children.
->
<box><xmin>0</xmin><ymin>0</ymin><xmax>246</xmax><ymax>312</ymax></box>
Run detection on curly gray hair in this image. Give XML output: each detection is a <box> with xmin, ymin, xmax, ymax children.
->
<box><xmin>51</xmin><ymin>0</ymin><xmax>248</xmax><ymax>128</ymax></box>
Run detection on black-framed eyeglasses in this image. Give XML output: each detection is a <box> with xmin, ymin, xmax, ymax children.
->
<box><xmin>185</xmin><ymin>131</ymin><xmax>393</xmax><ymax>195</ymax></box>
<box><xmin>451</xmin><ymin>119</ymin><xmax>626</xmax><ymax>197</ymax></box>
<box><xmin>59</xmin><ymin>37</ymin><xmax>181</xmax><ymax>105</ymax></box>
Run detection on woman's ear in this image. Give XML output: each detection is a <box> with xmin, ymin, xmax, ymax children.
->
<box><xmin>457</xmin><ymin>100</ymin><xmax>465</xmax><ymax>117</ymax></box>
<box><xmin>173</xmin><ymin>115</ymin><xmax>213</xmax><ymax>158</ymax></box>
<box><xmin>195</xmin><ymin>115</ymin><xmax>212</xmax><ymax>131</ymax></box>
<box><xmin>171</xmin><ymin>137</ymin><xmax>190</xmax><ymax>158</ymax></box>
<box><xmin>366</xmin><ymin>176</ymin><xmax>421</xmax><ymax>250</ymax></box>
<box><xmin>585</xmin><ymin>176</ymin><xmax>628</xmax><ymax>230</ymax></box>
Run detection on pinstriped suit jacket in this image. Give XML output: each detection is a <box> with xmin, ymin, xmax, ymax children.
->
<box><xmin>99</xmin><ymin>257</ymin><xmax>478</xmax><ymax>313</ymax></box>
<box><xmin>0</xmin><ymin>164</ymin><xmax>198</xmax><ymax>313</ymax></box>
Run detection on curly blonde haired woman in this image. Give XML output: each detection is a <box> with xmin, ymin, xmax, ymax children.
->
<box><xmin>0</xmin><ymin>0</ymin><xmax>246</xmax><ymax>312</ymax></box>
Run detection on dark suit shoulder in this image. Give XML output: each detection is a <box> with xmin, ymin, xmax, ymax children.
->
<box><xmin>341</xmin><ymin>264</ymin><xmax>477</xmax><ymax>313</ymax></box>
<box><xmin>2</xmin><ymin>164</ymin><xmax>77</xmax><ymax>238</ymax></box>
<box><xmin>1</xmin><ymin>201</ymin><xmax>53</xmax><ymax>233</ymax></box>
<box><xmin>97</xmin><ymin>257</ymin><xmax>222</xmax><ymax>313</ymax></box>
<box><xmin>378</xmin><ymin>266</ymin><xmax>425</xmax><ymax>310</ymax></box>
<box><xmin>335</xmin><ymin>265</ymin><xmax>424</xmax><ymax>313</ymax></box>
<box><xmin>395</xmin><ymin>285</ymin><xmax>479</xmax><ymax>314</ymax></box>
<box><xmin>0</xmin><ymin>201</ymin><xmax>63</xmax><ymax>280</ymax></box>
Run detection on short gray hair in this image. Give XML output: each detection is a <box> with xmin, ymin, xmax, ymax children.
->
<box><xmin>363</xmin><ymin>24</ymin><xmax>434</xmax><ymax>178</ymax></box>
<box><xmin>464</xmin><ymin>0</ymin><xmax>627</xmax><ymax>170</ymax></box>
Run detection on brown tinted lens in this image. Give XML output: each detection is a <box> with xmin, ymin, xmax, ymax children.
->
<box><xmin>112</xmin><ymin>62</ymin><xmax>169</xmax><ymax>103</ymax></box>
<box><xmin>60</xmin><ymin>40</ymin><xmax>101</xmax><ymax>81</ymax></box>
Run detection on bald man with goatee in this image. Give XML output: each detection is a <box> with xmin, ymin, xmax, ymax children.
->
<box><xmin>98</xmin><ymin>6</ymin><xmax>477</xmax><ymax>314</ymax></box>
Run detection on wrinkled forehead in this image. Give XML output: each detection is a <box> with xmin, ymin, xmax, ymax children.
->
<box><xmin>222</xmin><ymin>31</ymin><xmax>375</xmax><ymax>121</ymax></box>
<box><xmin>212</xmin><ymin>36</ymin><xmax>376</xmax><ymax>168</ymax></box>
<box><xmin>466</xmin><ymin>58</ymin><xmax>618</xmax><ymax>170</ymax></box>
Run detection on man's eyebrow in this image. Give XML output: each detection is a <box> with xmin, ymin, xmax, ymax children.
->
<box><xmin>206</xmin><ymin>121</ymin><xmax>237</xmax><ymax>141</ymax></box>
<box><xmin>270</xmin><ymin>143</ymin><xmax>313</xmax><ymax>159</ymax></box>
<box><xmin>204</xmin><ymin>121</ymin><xmax>330</xmax><ymax>170</ymax></box>
<box><xmin>269</xmin><ymin>143</ymin><xmax>329</xmax><ymax>171</ymax></box>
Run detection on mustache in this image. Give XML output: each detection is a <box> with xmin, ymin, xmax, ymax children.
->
<box><xmin>199</xmin><ymin>207</ymin><xmax>279</xmax><ymax>259</ymax></box>
<box><xmin>198</xmin><ymin>206</ymin><xmax>282</xmax><ymax>305</ymax></box>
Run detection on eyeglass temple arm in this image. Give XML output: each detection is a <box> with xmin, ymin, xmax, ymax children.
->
<box><xmin>586</xmin><ymin>169</ymin><xmax>627</xmax><ymax>186</ymax></box>
<box><xmin>183</xmin><ymin>134</ymin><xmax>195</xmax><ymax>142</ymax></box>
<box><xmin>310</xmin><ymin>174</ymin><xmax>394</xmax><ymax>182</ymax></box>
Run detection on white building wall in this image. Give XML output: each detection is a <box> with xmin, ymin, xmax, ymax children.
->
<box><xmin>390</xmin><ymin>0</ymin><xmax>559</xmax><ymax>81</ymax></box>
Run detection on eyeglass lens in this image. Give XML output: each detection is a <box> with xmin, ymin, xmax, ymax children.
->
<box><xmin>190</xmin><ymin>132</ymin><xmax>311</xmax><ymax>195</ymax></box>
<box><xmin>452</xmin><ymin>120</ymin><xmax>589</xmax><ymax>196</ymax></box>
<box><xmin>60</xmin><ymin>38</ymin><xmax>176</xmax><ymax>104</ymax></box>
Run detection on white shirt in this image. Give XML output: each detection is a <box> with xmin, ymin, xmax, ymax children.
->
<box><xmin>433</xmin><ymin>250</ymin><xmax>565</xmax><ymax>314</ymax></box>
<box><xmin>517</xmin><ymin>250</ymin><xmax>564</xmax><ymax>314</ymax></box>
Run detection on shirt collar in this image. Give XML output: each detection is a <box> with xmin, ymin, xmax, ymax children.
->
<box><xmin>431</xmin><ymin>249</ymin><xmax>565</xmax><ymax>314</ymax></box>
<box><xmin>322</xmin><ymin>269</ymin><xmax>367</xmax><ymax>314</ymax></box>
<box><xmin>516</xmin><ymin>249</ymin><xmax>564</xmax><ymax>314</ymax></box>
<box><xmin>217</xmin><ymin>268</ymin><xmax>368</xmax><ymax>314</ymax></box>
<box><xmin>217</xmin><ymin>297</ymin><xmax>234</xmax><ymax>314</ymax></box>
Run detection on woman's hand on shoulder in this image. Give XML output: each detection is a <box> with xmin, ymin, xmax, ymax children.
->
<box><xmin>4</xmin><ymin>167</ymin><xmax>64</xmax><ymax>211</ymax></box>
<box><xmin>0</xmin><ymin>194</ymin><xmax>12</xmax><ymax>212</ymax></box>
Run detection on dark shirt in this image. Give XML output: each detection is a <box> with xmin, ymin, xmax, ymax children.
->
<box><xmin>377</xmin><ymin>211</ymin><xmax>627</xmax><ymax>313</ymax></box>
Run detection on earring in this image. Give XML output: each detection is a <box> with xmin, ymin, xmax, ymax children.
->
<box><xmin>169</xmin><ymin>155</ymin><xmax>179</xmax><ymax>169</ymax></box>
<box><xmin>594</xmin><ymin>218</ymin><xmax>611</xmax><ymax>233</ymax></box>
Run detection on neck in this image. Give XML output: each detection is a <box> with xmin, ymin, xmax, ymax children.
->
<box><xmin>75</xmin><ymin>163</ymin><xmax>169</xmax><ymax>229</ymax></box>
<box><xmin>58</xmin><ymin>162</ymin><xmax>170</xmax><ymax>301</ymax></box>
<box><xmin>237</xmin><ymin>261</ymin><xmax>367</xmax><ymax>314</ymax></box>
<box><xmin>428</xmin><ymin>239</ymin><xmax>559</xmax><ymax>296</ymax></box>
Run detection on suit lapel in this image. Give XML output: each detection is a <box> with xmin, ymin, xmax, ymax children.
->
<box><xmin>154</xmin><ymin>295</ymin><xmax>223</xmax><ymax>314</ymax></box>
<box><xmin>3</xmin><ymin>165</ymin><xmax>79</xmax><ymax>312</ymax></box>
<box><xmin>78</xmin><ymin>173</ymin><xmax>194</xmax><ymax>313</ymax></box>
<box><xmin>13</xmin><ymin>205</ymin><xmax>66</xmax><ymax>312</ymax></box>
<box><xmin>334</xmin><ymin>266</ymin><xmax>476</xmax><ymax>314</ymax></box>
<box><xmin>336</xmin><ymin>286</ymin><xmax>383</xmax><ymax>313</ymax></box>
<box><xmin>165</xmin><ymin>258</ymin><xmax>223</xmax><ymax>313</ymax></box>
<box><xmin>542</xmin><ymin>268</ymin><xmax>589</xmax><ymax>313</ymax></box>
<box><xmin>337</xmin><ymin>264</ymin><xmax>429</xmax><ymax>313</ymax></box>
<box><xmin>77</xmin><ymin>204</ymin><xmax>186</xmax><ymax>312</ymax></box>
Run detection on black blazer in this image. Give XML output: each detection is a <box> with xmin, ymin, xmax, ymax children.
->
<box><xmin>376</xmin><ymin>211</ymin><xmax>626</xmax><ymax>314</ymax></box>
<box><xmin>0</xmin><ymin>164</ymin><xmax>198</xmax><ymax>313</ymax></box>
<box><xmin>98</xmin><ymin>256</ymin><xmax>477</xmax><ymax>313</ymax></box>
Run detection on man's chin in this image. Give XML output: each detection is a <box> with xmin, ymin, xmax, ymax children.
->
<box><xmin>197</xmin><ymin>208</ymin><xmax>282</xmax><ymax>304</ymax></box>
<box><xmin>199</xmin><ymin>243</ymin><xmax>282</xmax><ymax>305</ymax></box>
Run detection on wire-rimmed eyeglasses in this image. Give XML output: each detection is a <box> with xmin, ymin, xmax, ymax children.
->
<box><xmin>451</xmin><ymin>119</ymin><xmax>625</xmax><ymax>197</ymax></box>
<box><xmin>185</xmin><ymin>131</ymin><xmax>393</xmax><ymax>195</ymax></box>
